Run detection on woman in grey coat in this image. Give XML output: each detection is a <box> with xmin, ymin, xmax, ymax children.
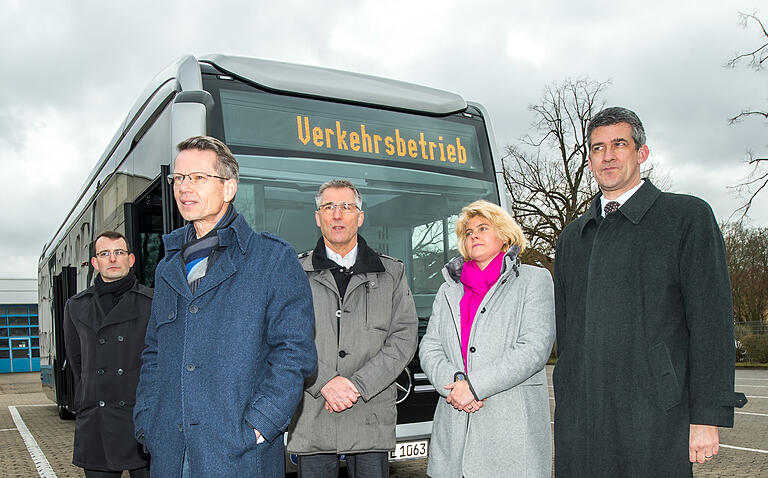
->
<box><xmin>420</xmin><ymin>200</ymin><xmax>555</xmax><ymax>478</ymax></box>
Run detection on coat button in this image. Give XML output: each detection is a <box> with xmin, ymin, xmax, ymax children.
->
<box><xmin>179</xmin><ymin>423</ymin><xmax>183</xmax><ymax>432</ymax></box>
<box><xmin>98</xmin><ymin>338</ymin><xmax>106</xmax><ymax>345</ymax></box>
<box><xmin>501</xmin><ymin>279</ymin><xmax>507</xmax><ymax>284</ymax></box>
<box><xmin>469</xmin><ymin>347</ymin><xmax>477</xmax><ymax>353</ymax></box>
<box><xmin>335</xmin><ymin>309</ymin><xmax>342</xmax><ymax>318</ymax></box>
<box><xmin>118</xmin><ymin>400</ymin><xmax>126</xmax><ymax>406</ymax></box>
<box><xmin>186</xmin><ymin>364</ymin><xmax>195</xmax><ymax>372</ymax></box>
<box><xmin>97</xmin><ymin>369</ymin><xmax>105</xmax><ymax>375</ymax></box>
<box><xmin>189</xmin><ymin>305</ymin><xmax>199</xmax><ymax>314</ymax></box>
<box><xmin>98</xmin><ymin>401</ymin><xmax>105</xmax><ymax>407</ymax></box>
<box><xmin>369</xmin><ymin>281</ymin><xmax>375</xmax><ymax>287</ymax></box>
<box><xmin>480</xmin><ymin>307</ymin><xmax>486</xmax><ymax>313</ymax></box>
<box><xmin>338</xmin><ymin>350</ymin><xmax>347</xmax><ymax>358</ymax></box>
<box><xmin>117</xmin><ymin>335</ymin><xmax>124</xmax><ymax>342</ymax></box>
<box><xmin>117</xmin><ymin>368</ymin><xmax>124</xmax><ymax>375</ymax></box>
<box><xmin>169</xmin><ymin>311</ymin><xmax>175</xmax><ymax>319</ymax></box>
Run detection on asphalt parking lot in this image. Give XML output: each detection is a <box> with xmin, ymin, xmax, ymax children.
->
<box><xmin>2</xmin><ymin>366</ymin><xmax>766</xmax><ymax>477</ymax></box>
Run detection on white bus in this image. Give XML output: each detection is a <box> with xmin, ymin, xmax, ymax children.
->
<box><xmin>37</xmin><ymin>54</ymin><xmax>506</xmax><ymax>464</ymax></box>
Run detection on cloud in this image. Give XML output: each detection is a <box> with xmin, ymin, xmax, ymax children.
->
<box><xmin>0</xmin><ymin>0</ymin><xmax>767</xmax><ymax>279</ymax></box>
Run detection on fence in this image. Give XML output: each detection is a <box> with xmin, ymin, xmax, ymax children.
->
<box><xmin>735</xmin><ymin>321</ymin><xmax>768</xmax><ymax>364</ymax></box>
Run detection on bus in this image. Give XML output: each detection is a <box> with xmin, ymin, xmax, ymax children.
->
<box><xmin>37</xmin><ymin>54</ymin><xmax>506</xmax><ymax>464</ymax></box>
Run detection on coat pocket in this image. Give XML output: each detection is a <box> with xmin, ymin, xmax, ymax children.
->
<box><xmin>648</xmin><ymin>342</ymin><xmax>681</xmax><ymax>411</ymax></box>
<box><xmin>520</xmin><ymin>368</ymin><xmax>547</xmax><ymax>386</ymax></box>
<box><xmin>364</xmin><ymin>279</ymin><xmax>393</xmax><ymax>331</ymax></box>
<box><xmin>155</xmin><ymin>308</ymin><xmax>178</xmax><ymax>328</ymax></box>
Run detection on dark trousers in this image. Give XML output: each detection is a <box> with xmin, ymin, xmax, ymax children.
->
<box><xmin>84</xmin><ymin>467</ymin><xmax>149</xmax><ymax>478</ymax></box>
<box><xmin>297</xmin><ymin>452</ymin><xmax>389</xmax><ymax>478</ymax></box>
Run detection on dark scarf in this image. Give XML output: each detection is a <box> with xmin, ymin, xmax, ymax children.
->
<box><xmin>94</xmin><ymin>270</ymin><xmax>136</xmax><ymax>317</ymax></box>
<box><xmin>182</xmin><ymin>204</ymin><xmax>238</xmax><ymax>293</ymax></box>
<box><xmin>311</xmin><ymin>235</ymin><xmax>385</xmax><ymax>301</ymax></box>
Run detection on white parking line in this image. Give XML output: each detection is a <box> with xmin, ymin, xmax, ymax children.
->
<box><xmin>0</xmin><ymin>427</ymin><xmax>18</xmax><ymax>432</ymax></box>
<box><xmin>720</xmin><ymin>444</ymin><xmax>768</xmax><ymax>455</ymax></box>
<box><xmin>736</xmin><ymin>385</ymin><xmax>768</xmax><ymax>388</ymax></box>
<box><xmin>736</xmin><ymin>378</ymin><xmax>768</xmax><ymax>381</ymax></box>
<box><xmin>736</xmin><ymin>411</ymin><xmax>768</xmax><ymax>417</ymax></box>
<box><xmin>745</xmin><ymin>395</ymin><xmax>768</xmax><ymax>399</ymax></box>
<box><xmin>8</xmin><ymin>406</ymin><xmax>57</xmax><ymax>478</ymax></box>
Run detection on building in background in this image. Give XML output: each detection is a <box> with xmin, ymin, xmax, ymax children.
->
<box><xmin>0</xmin><ymin>278</ymin><xmax>39</xmax><ymax>373</ymax></box>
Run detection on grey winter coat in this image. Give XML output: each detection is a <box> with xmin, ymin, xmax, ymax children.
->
<box><xmin>287</xmin><ymin>237</ymin><xmax>418</xmax><ymax>455</ymax></box>
<box><xmin>420</xmin><ymin>249</ymin><xmax>555</xmax><ymax>478</ymax></box>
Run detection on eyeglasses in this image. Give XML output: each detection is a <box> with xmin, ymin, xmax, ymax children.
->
<box><xmin>167</xmin><ymin>172</ymin><xmax>228</xmax><ymax>186</ymax></box>
<box><xmin>95</xmin><ymin>249</ymin><xmax>129</xmax><ymax>258</ymax></box>
<box><xmin>317</xmin><ymin>202</ymin><xmax>360</xmax><ymax>214</ymax></box>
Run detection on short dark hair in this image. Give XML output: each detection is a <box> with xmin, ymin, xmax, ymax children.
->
<box><xmin>94</xmin><ymin>230</ymin><xmax>131</xmax><ymax>253</ymax></box>
<box><xmin>587</xmin><ymin>106</ymin><xmax>646</xmax><ymax>151</ymax></box>
<box><xmin>176</xmin><ymin>136</ymin><xmax>239</xmax><ymax>182</ymax></box>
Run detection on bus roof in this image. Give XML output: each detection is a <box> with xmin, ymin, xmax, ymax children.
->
<box><xmin>200</xmin><ymin>55</ymin><xmax>467</xmax><ymax>115</ymax></box>
<box><xmin>39</xmin><ymin>54</ymin><xmax>474</xmax><ymax>265</ymax></box>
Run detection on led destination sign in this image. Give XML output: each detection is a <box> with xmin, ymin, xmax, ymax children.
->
<box><xmin>296</xmin><ymin>116</ymin><xmax>469</xmax><ymax>165</ymax></box>
<box><xmin>221</xmin><ymin>89</ymin><xmax>484</xmax><ymax>173</ymax></box>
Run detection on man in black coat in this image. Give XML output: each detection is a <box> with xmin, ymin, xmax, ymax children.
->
<box><xmin>63</xmin><ymin>231</ymin><xmax>152</xmax><ymax>477</ymax></box>
<box><xmin>553</xmin><ymin>107</ymin><xmax>747</xmax><ymax>477</ymax></box>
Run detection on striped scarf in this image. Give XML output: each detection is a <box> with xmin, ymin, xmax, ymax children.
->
<box><xmin>181</xmin><ymin>204</ymin><xmax>237</xmax><ymax>293</ymax></box>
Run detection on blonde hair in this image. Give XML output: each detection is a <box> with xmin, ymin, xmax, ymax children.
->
<box><xmin>455</xmin><ymin>200</ymin><xmax>527</xmax><ymax>260</ymax></box>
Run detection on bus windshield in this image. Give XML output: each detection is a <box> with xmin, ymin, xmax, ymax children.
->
<box><xmin>210</xmin><ymin>80</ymin><xmax>500</xmax><ymax>316</ymax></box>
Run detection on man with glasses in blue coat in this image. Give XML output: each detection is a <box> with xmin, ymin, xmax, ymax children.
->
<box><xmin>134</xmin><ymin>136</ymin><xmax>317</xmax><ymax>478</ymax></box>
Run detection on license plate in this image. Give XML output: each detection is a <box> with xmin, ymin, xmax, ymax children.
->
<box><xmin>389</xmin><ymin>439</ymin><xmax>429</xmax><ymax>460</ymax></box>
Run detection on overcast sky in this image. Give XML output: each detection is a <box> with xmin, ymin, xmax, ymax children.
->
<box><xmin>1</xmin><ymin>0</ymin><xmax>766</xmax><ymax>278</ymax></box>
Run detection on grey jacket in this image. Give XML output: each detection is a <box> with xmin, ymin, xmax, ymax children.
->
<box><xmin>420</xmin><ymin>249</ymin><xmax>555</xmax><ymax>478</ymax></box>
<box><xmin>286</xmin><ymin>237</ymin><xmax>418</xmax><ymax>454</ymax></box>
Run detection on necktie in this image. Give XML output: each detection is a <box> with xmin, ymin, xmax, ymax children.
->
<box><xmin>604</xmin><ymin>201</ymin><xmax>620</xmax><ymax>215</ymax></box>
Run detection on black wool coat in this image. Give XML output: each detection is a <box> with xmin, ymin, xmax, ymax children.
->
<box><xmin>63</xmin><ymin>277</ymin><xmax>153</xmax><ymax>471</ymax></box>
<box><xmin>552</xmin><ymin>180</ymin><xmax>747</xmax><ymax>477</ymax></box>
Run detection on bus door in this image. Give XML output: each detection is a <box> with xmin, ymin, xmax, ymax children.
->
<box><xmin>125</xmin><ymin>165</ymin><xmax>182</xmax><ymax>287</ymax></box>
<box><xmin>53</xmin><ymin>266</ymin><xmax>77</xmax><ymax>418</ymax></box>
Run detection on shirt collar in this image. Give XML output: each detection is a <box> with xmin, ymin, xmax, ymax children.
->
<box><xmin>325</xmin><ymin>244</ymin><xmax>358</xmax><ymax>269</ymax></box>
<box><xmin>579</xmin><ymin>179</ymin><xmax>661</xmax><ymax>235</ymax></box>
<box><xmin>600</xmin><ymin>180</ymin><xmax>644</xmax><ymax>217</ymax></box>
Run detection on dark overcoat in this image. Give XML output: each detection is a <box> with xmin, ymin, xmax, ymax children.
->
<box><xmin>553</xmin><ymin>180</ymin><xmax>747</xmax><ymax>477</ymax></box>
<box><xmin>62</xmin><ymin>278</ymin><xmax>153</xmax><ymax>471</ymax></box>
<box><xmin>133</xmin><ymin>214</ymin><xmax>317</xmax><ymax>478</ymax></box>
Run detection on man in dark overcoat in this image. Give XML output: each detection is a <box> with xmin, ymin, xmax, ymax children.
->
<box><xmin>63</xmin><ymin>230</ymin><xmax>152</xmax><ymax>477</ymax></box>
<box><xmin>133</xmin><ymin>136</ymin><xmax>317</xmax><ymax>477</ymax></box>
<box><xmin>553</xmin><ymin>107</ymin><xmax>747</xmax><ymax>477</ymax></box>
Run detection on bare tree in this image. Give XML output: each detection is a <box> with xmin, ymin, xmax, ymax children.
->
<box><xmin>722</xmin><ymin>222</ymin><xmax>768</xmax><ymax>323</ymax></box>
<box><xmin>727</xmin><ymin>12</ymin><xmax>768</xmax><ymax>218</ymax></box>
<box><xmin>503</xmin><ymin>78</ymin><xmax>666</xmax><ymax>261</ymax></box>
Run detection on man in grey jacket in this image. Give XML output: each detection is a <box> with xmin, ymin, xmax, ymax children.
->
<box><xmin>287</xmin><ymin>179</ymin><xmax>418</xmax><ymax>478</ymax></box>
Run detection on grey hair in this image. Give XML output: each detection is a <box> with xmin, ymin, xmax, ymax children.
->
<box><xmin>586</xmin><ymin>106</ymin><xmax>646</xmax><ymax>150</ymax></box>
<box><xmin>315</xmin><ymin>179</ymin><xmax>363</xmax><ymax>209</ymax></box>
<box><xmin>176</xmin><ymin>136</ymin><xmax>239</xmax><ymax>182</ymax></box>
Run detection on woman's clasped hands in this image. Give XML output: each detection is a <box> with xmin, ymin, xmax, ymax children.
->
<box><xmin>444</xmin><ymin>380</ymin><xmax>485</xmax><ymax>413</ymax></box>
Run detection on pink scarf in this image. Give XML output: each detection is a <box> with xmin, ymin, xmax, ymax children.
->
<box><xmin>459</xmin><ymin>251</ymin><xmax>505</xmax><ymax>369</ymax></box>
